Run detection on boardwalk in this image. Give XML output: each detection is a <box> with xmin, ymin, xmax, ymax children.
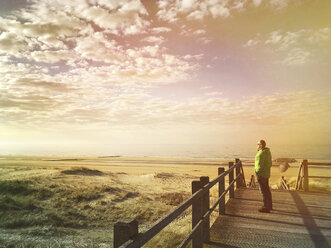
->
<box><xmin>207</xmin><ymin>188</ymin><xmax>331</xmax><ymax>248</ymax></box>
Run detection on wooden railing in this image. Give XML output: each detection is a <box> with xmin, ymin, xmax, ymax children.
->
<box><xmin>114</xmin><ymin>158</ymin><xmax>246</xmax><ymax>248</ymax></box>
<box><xmin>279</xmin><ymin>176</ymin><xmax>290</xmax><ymax>190</ymax></box>
<box><xmin>295</xmin><ymin>159</ymin><xmax>331</xmax><ymax>191</ymax></box>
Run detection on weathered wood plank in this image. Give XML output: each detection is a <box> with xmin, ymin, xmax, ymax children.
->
<box><xmin>207</xmin><ymin>188</ymin><xmax>331</xmax><ymax>248</ymax></box>
<box><xmin>218</xmin><ymin>167</ymin><xmax>225</xmax><ymax>215</ymax></box>
<box><xmin>307</xmin><ymin>162</ymin><xmax>331</xmax><ymax>166</ymax></box>
<box><xmin>303</xmin><ymin>160</ymin><xmax>309</xmax><ymax>192</ymax></box>
<box><xmin>228</xmin><ymin>162</ymin><xmax>234</xmax><ymax>198</ymax></box>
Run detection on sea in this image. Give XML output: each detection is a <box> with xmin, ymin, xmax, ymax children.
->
<box><xmin>1</xmin><ymin>143</ymin><xmax>330</xmax><ymax>162</ymax></box>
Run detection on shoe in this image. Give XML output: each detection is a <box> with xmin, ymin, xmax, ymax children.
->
<box><xmin>258</xmin><ymin>207</ymin><xmax>270</xmax><ymax>213</ymax></box>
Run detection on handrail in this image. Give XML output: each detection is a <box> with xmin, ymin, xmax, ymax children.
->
<box><xmin>119</xmin><ymin>168</ymin><xmax>236</xmax><ymax>248</ymax></box>
<box><xmin>280</xmin><ymin>176</ymin><xmax>289</xmax><ymax>190</ymax></box>
<box><xmin>210</xmin><ymin>173</ymin><xmax>241</xmax><ymax>213</ymax></box>
<box><xmin>114</xmin><ymin>159</ymin><xmax>245</xmax><ymax>248</ymax></box>
<box><xmin>178</xmin><ymin>210</ymin><xmax>206</xmax><ymax>248</ymax></box>
<box><xmin>178</xmin><ymin>172</ymin><xmax>241</xmax><ymax>248</ymax></box>
<box><xmin>307</xmin><ymin>162</ymin><xmax>331</xmax><ymax>166</ymax></box>
<box><xmin>295</xmin><ymin>160</ymin><xmax>331</xmax><ymax>191</ymax></box>
<box><xmin>121</xmin><ymin>185</ymin><xmax>207</xmax><ymax>248</ymax></box>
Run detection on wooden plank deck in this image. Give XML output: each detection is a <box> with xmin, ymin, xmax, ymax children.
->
<box><xmin>207</xmin><ymin>188</ymin><xmax>331</xmax><ymax>248</ymax></box>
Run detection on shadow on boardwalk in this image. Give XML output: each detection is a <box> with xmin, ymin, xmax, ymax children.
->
<box><xmin>207</xmin><ymin>188</ymin><xmax>331</xmax><ymax>248</ymax></box>
<box><xmin>290</xmin><ymin>191</ymin><xmax>329</xmax><ymax>247</ymax></box>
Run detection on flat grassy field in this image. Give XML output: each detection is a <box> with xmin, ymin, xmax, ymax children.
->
<box><xmin>0</xmin><ymin>156</ymin><xmax>330</xmax><ymax>248</ymax></box>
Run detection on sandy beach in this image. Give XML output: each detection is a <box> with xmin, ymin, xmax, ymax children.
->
<box><xmin>0</xmin><ymin>155</ymin><xmax>330</xmax><ymax>247</ymax></box>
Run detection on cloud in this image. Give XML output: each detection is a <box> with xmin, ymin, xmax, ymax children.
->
<box><xmin>204</xmin><ymin>91</ymin><xmax>223</xmax><ymax>97</ymax></box>
<box><xmin>141</xmin><ymin>36</ymin><xmax>166</xmax><ymax>45</ymax></box>
<box><xmin>157</xmin><ymin>0</ymin><xmax>232</xmax><ymax>22</ymax></box>
<box><xmin>1</xmin><ymin>0</ymin><xmax>329</xmax><ymax>147</ymax></box>
<box><xmin>308</xmin><ymin>27</ymin><xmax>331</xmax><ymax>43</ymax></box>
<box><xmin>29</xmin><ymin>50</ymin><xmax>76</xmax><ymax>63</ymax></box>
<box><xmin>156</xmin><ymin>6</ymin><xmax>179</xmax><ymax>23</ymax></box>
<box><xmin>0</xmin><ymin>32</ymin><xmax>28</xmax><ymax>54</ymax></box>
<box><xmin>265</xmin><ymin>30</ymin><xmax>283</xmax><ymax>45</ymax></box>
<box><xmin>243</xmin><ymin>38</ymin><xmax>260</xmax><ymax>47</ymax></box>
<box><xmin>193</xmin><ymin>29</ymin><xmax>206</xmax><ymax>35</ymax></box>
<box><xmin>73</xmin><ymin>32</ymin><xmax>127</xmax><ymax>64</ymax></box>
<box><xmin>244</xmin><ymin>28</ymin><xmax>331</xmax><ymax>65</ymax></box>
<box><xmin>71</xmin><ymin>0</ymin><xmax>149</xmax><ymax>34</ymax></box>
<box><xmin>252</xmin><ymin>0</ymin><xmax>292</xmax><ymax>9</ymax></box>
<box><xmin>180</xmin><ymin>0</ymin><xmax>198</xmax><ymax>12</ymax></box>
<box><xmin>2</xmin><ymin>71</ymin><xmax>330</xmax><ymax>130</ymax></box>
<box><xmin>252</xmin><ymin>0</ymin><xmax>263</xmax><ymax>7</ymax></box>
<box><xmin>282</xmin><ymin>48</ymin><xmax>310</xmax><ymax>66</ymax></box>
<box><xmin>200</xmin><ymin>86</ymin><xmax>212</xmax><ymax>90</ymax></box>
<box><xmin>13</xmin><ymin>77</ymin><xmax>73</xmax><ymax>93</ymax></box>
<box><xmin>52</xmin><ymin>45</ymin><xmax>198</xmax><ymax>87</ymax></box>
<box><xmin>187</xmin><ymin>10</ymin><xmax>208</xmax><ymax>20</ymax></box>
<box><xmin>7</xmin><ymin>0</ymin><xmax>149</xmax><ymax>41</ymax></box>
<box><xmin>156</xmin><ymin>0</ymin><xmax>296</xmax><ymax>23</ymax></box>
<box><xmin>209</xmin><ymin>4</ymin><xmax>230</xmax><ymax>18</ymax></box>
<box><xmin>141</xmin><ymin>45</ymin><xmax>161</xmax><ymax>57</ymax></box>
<box><xmin>0</xmin><ymin>9</ymin><xmax>84</xmax><ymax>49</ymax></box>
<box><xmin>270</xmin><ymin>0</ymin><xmax>289</xmax><ymax>9</ymax></box>
<box><xmin>180</xmin><ymin>26</ymin><xmax>210</xmax><ymax>45</ymax></box>
<box><xmin>232</xmin><ymin>0</ymin><xmax>246</xmax><ymax>11</ymax></box>
<box><xmin>0</xmin><ymin>0</ymin><xmax>199</xmax><ymax>87</ymax></box>
<box><xmin>183</xmin><ymin>54</ymin><xmax>204</xmax><ymax>60</ymax></box>
<box><xmin>197</xmin><ymin>37</ymin><xmax>211</xmax><ymax>45</ymax></box>
<box><xmin>151</xmin><ymin>27</ymin><xmax>172</xmax><ymax>33</ymax></box>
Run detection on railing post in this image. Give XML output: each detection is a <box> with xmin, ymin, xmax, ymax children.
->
<box><xmin>240</xmin><ymin>160</ymin><xmax>246</xmax><ymax>187</ymax></box>
<box><xmin>250</xmin><ymin>175</ymin><xmax>256</xmax><ymax>188</ymax></box>
<box><xmin>229</xmin><ymin>162</ymin><xmax>234</xmax><ymax>198</ymax></box>
<box><xmin>114</xmin><ymin>220</ymin><xmax>138</xmax><ymax>248</ymax></box>
<box><xmin>200</xmin><ymin>176</ymin><xmax>210</xmax><ymax>243</ymax></box>
<box><xmin>218</xmin><ymin>167</ymin><xmax>225</xmax><ymax>215</ymax></box>
<box><xmin>192</xmin><ymin>180</ymin><xmax>203</xmax><ymax>248</ymax></box>
<box><xmin>303</xmin><ymin>159</ymin><xmax>309</xmax><ymax>192</ymax></box>
<box><xmin>235</xmin><ymin>158</ymin><xmax>241</xmax><ymax>188</ymax></box>
<box><xmin>295</xmin><ymin>161</ymin><xmax>303</xmax><ymax>190</ymax></box>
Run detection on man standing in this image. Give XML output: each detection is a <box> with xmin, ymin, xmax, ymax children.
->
<box><xmin>255</xmin><ymin>140</ymin><xmax>273</xmax><ymax>213</ymax></box>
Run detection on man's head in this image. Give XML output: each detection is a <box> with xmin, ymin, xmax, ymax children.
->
<box><xmin>257</xmin><ymin>140</ymin><xmax>266</xmax><ymax>150</ymax></box>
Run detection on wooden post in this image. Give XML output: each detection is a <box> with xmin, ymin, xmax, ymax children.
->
<box><xmin>235</xmin><ymin>158</ymin><xmax>241</xmax><ymax>188</ymax></box>
<box><xmin>303</xmin><ymin>159</ymin><xmax>309</xmax><ymax>192</ymax></box>
<box><xmin>200</xmin><ymin>176</ymin><xmax>210</xmax><ymax>243</ymax></box>
<box><xmin>299</xmin><ymin>176</ymin><xmax>304</xmax><ymax>190</ymax></box>
<box><xmin>229</xmin><ymin>162</ymin><xmax>234</xmax><ymax>198</ymax></box>
<box><xmin>295</xmin><ymin>162</ymin><xmax>303</xmax><ymax>190</ymax></box>
<box><xmin>249</xmin><ymin>175</ymin><xmax>256</xmax><ymax>188</ymax></box>
<box><xmin>281</xmin><ymin>176</ymin><xmax>289</xmax><ymax>190</ymax></box>
<box><xmin>218</xmin><ymin>167</ymin><xmax>225</xmax><ymax>215</ymax></box>
<box><xmin>281</xmin><ymin>176</ymin><xmax>285</xmax><ymax>189</ymax></box>
<box><xmin>240</xmin><ymin>160</ymin><xmax>246</xmax><ymax>187</ymax></box>
<box><xmin>114</xmin><ymin>220</ymin><xmax>138</xmax><ymax>248</ymax></box>
<box><xmin>192</xmin><ymin>180</ymin><xmax>203</xmax><ymax>248</ymax></box>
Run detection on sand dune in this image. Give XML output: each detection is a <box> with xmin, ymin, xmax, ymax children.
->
<box><xmin>0</xmin><ymin>155</ymin><xmax>330</xmax><ymax>247</ymax></box>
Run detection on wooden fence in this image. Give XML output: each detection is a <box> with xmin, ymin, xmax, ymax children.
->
<box><xmin>295</xmin><ymin>159</ymin><xmax>331</xmax><ymax>191</ymax></box>
<box><xmin>279</xmin><ymin>176</ymin><xmax>290</xmax><ymax>190</ymax></box>
<box><xmin>114</xmin><ymin>158</ymin><xmax>246</xmax><ymax>248</ymax></box>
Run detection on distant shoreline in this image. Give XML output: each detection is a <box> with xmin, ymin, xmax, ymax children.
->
<box><xmin>1</xmin><ymin>155</ymin><xmax>330</xmax><ymax>168</ymax></box>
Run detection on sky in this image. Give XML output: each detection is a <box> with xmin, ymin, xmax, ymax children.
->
<box><xmin>0</xmin><ymin>0</ymin><xmax>331</xmax><ymax>155</ymax></box>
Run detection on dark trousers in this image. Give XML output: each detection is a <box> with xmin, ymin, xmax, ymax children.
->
<box><xmin>257</xmin><ymin>175</ymin><xmax>272</xmax><ymax>210</ymax></box>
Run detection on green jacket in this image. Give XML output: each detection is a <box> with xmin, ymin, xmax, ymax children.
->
<box><xmin>255</xmin><ymin>147</ymin><xmax>272</xmax><ymax>178</ymax></box>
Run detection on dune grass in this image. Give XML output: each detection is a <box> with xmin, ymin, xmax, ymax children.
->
<box><xmin>282</xmin><ymin>176</ymin><xmax>331</xmax><ymax>193</ymax></box>
<box><xmin>0</xmin><ymin>157</ymin><xmax>198</xmax><ymax>247</ymax></box>
<box><xmin>1</xmin><ymin>156</ymin><xmax>330</xmax><ymax>247</ymax></box>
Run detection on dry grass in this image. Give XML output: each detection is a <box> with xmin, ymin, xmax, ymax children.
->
<box><xmin>280</xmin><ymin>176</ymin><xmax>331</xmax><ymax>193</ymax></box>
<box><xmin>0</xmin><ymin>156</ymin><xmax>200</xmax><ymax>247</ymax></box>
<box><xmin>0</xmin><ymin>156</ymin><xmax>330</xmax><ymax>248</ymax></box>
